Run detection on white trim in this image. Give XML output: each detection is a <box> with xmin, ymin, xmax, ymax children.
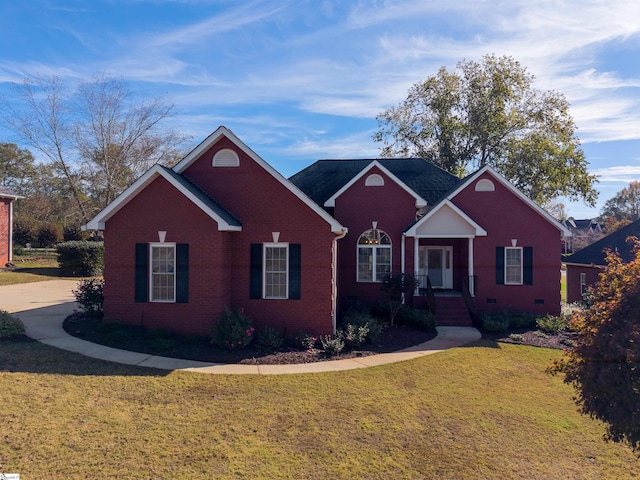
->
<box><xmin>8</xmin><ymin>201</ymin><xmax>13</xmax><ymax>262</ymax></box>
<box><xmin>149</xmin><ymin>242</ymin><xmax>176</xmax><ymax>303</ymax></box>
<box><xmin>468</xmin><ymin>237</ymin><xmax>474</xmax><ymax>296</ymax></box>
<box><xmin>447</xmin><ymin>165</ymin><xmax>572</xmax><ymax>237</ymax></box>
<box><xmin>405</xmin><ymin>199</ymin><xmax>487</xmax><ymax>237</ymax></box>
<box><xmin>324</xmin><ymin>161</ymin><xmax>427</xmax><ymax>209</ymax></box>
<box><xmin>174</xmin><ymin>126</ymin><xmax>346</xmax><ymax>234</ymax></box>
<box><xmin>83</xmin><ymin>164</ymin><xmax>242</xmax><ymax>231</ymax></box>
<box><xmin>263</xmin><ymin>243</ymin><xmax>289</xmax><ymax>299</ymax></box>
<box><xmin>563</xmin><ymin>262</ymin><xmax>605</xmax><ymax>268</ymax></box>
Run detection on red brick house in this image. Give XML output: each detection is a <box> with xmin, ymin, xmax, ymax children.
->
<box><xmin>86</xmin><ymin>126</ymin><xmax>570</xmax><ymax>336</ymax></box>
<box><xmin>0</xmin><ymin>186</ymin><xmax>20</xmax><ymax>266</ymax></box>
<box><xmin>564</xmin><ymin>219</ymin><xmax>640</xmax><ymax>303</ymax></box>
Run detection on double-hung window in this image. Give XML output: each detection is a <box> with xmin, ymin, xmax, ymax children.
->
<box><xmin>580</xmin><ymin>272</ymin><xmax>587</xmax><ymax>296</ymax></box>
<box><xmin>264</xmin><ymin>244</ymin><xmax>288</xmax><ymax>299</ymax></box>
<box><xmin>504</xmin><ymin>247</ymin><xmax>523</xmax><ymax>285</ymax></box>
<box><xmin>357</xmin><ymin>229</ymin><xmax>392</xmax><ymax>282</ymax></box>
<box><xmin>150</xmin><ymin>244</ymin><xmax>176</xmax><ymax>302</ymax></box>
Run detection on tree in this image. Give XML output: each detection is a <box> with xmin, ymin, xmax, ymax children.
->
<box><xmin>3</xmin><ymin>75</ymin><xmax>189</xmax><ymax>220</ymax></box>
<box><xmin>600</xmin><ymin>181</ymin><xmax>640</xmax><ymax>223</ymax></box>
<box><xmin>0</xmin><ymin>143</ymin><xmax>37</xmax><ymax>195</ymax></box>
<box><xmin>549</xmin><ymin>238</ymin><xmax>640</xmax><ymax>451</ymax></box>
<box><xmin>381</xmin><ymin>272</ymin><xmax>418</xmax><ymax>326</ymax></box>
<box><xmin>374</xmin><ymin>54</ymin><xmax>598</xmax><ymax>206</ymax></box>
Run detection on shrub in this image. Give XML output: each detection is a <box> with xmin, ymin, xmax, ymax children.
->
<box><xmin>381</xmin><ymin>272</ymin><xmax>418</xmax><ymax>325</ymax></box>
<box><xmin>211</xmin><ymin>307</ymin><xmax>255</xmax><ymax>350</ymax></box>
<box><xmin>508</xmin><ymin>333</ymin><xmax>525</xmax><ymax>342</ymax></box>
<box><xmin>73</xmin><ymin>278</ymin><xmax>104</xmax><ymax>316</ymax></box>
<box><xmin>13</xmin><ymin>221</ymin><xmax>35</xmax><ymax>247</ymax></box>
<box><xmin>370</xmin><ymin>302</ymin><xmax>391</xmax><ymax>321</ymax></box>
<box><xmin>340</xmin><ymin>323</ymin><xmax>369</xmax><ymax>348</ymax></box>
<box><xmin>508</xmin><ymin>311</ymin><xmax>537</xmax><ymax>329</ymax></box>
<box><xmin>341</xmin><ymin>310</ymin><xmax>383</xmax><ymax>343</ymax></box>
<box><xmin>536</xmin><ymin>314</ymin><xmax>567</xmax><ymax>335</ymax></box>
<box><xmin>149</xmin><ymin>337</ymin><xmax>176</xmax><ymax>353</ymax></box>
<box><xmin>292</xmin><ymin>331</ymin><xmax>317</xmax><ymax>350</ymax></box>
<box><xmin>37</xmin><ymin>223</ymin><xmax>62</xmax><ymax>247</ymax></box>
<box><xmin>320</xmin><ymin>334</ymin><xmax>344</xmax><ymax>356</ymax></box>
<box><xmin>57</xmin><ymin>241</ymin><xmax>104</xmax><ymax>276</ymax></box>
<box><xmin>481</xmin><ymin>313</ymin><xmax>510</xmax><ymax>333</ymax></box>
<box><xmin>63</xmin><ymin>225</ymin><xmax>88</xmax><ymax>242</ymax></box>
<box><xmin>397</xmin><ymin>306</ymin><xmax>436</xmax><ymax>331</ymax></box>
<box><xmin>257</xmin><ymin>327</ymin><xmax>284</xmax><ymax>351</ymax></box>
<box><xmin>0</xmin><ymin>310</ymin><xmax>25</xmax><ymax>337</ymax></box>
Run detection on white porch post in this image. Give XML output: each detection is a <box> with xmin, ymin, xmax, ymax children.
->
<box><xmin>468</xmin><ymin>237</ymin><xmax>475</xmax><ymax>296</ymax></box>
<box><xmin>413</xmin><ymin>237</ymin><xmax>419</xmax><ymax>275</ymax></box>
<box><xmin>401</xmin><ymin>234</ymin><xmax>405</xmax><ymax>275</ymax></box>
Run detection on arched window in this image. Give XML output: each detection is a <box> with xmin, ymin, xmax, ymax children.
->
<box><xmin>357</xmin><ymin>229</ymin><xmax>391</xmax><ymax>282</ymax></box>
<box><xmin>365</xmin><ymin>174</ymin><xmax>384</xmax><ymax>186</ymax></box>
<box><xmin>212</xmin><ymin>148</ymin><xmax>240</xmax><ymax>167</ymax></box>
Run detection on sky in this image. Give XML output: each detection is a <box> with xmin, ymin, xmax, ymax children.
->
<box><xmin>1</xmin><ymin>0</ymin><xmax>639</xmax><ymax>219</ymax></box>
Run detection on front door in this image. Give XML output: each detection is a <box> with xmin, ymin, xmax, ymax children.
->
<box><xmin>419</xmin><ymin>246</ymin><xmax>453</xmax><ymax>289</ymax></box>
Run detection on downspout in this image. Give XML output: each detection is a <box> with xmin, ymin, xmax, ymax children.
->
<box><xmin>332</xmin><ymin>228</ymin><xmax>348</xmax><ymax>334</ymax></box>
<box><xmin>8</xmin><ymin>200</ymin><xmax>13</xmax><ymax>263</ymax></box>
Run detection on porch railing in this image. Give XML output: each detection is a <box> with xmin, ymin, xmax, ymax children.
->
<box><xmin>415</xmin><ymin>275</ymin><xmax>436</xmax><ymax>314</ymax></box>
<box><xmin>462</xmin><ymin>275</ymin><xmax>477</xmax><ymax>317</ymax></box>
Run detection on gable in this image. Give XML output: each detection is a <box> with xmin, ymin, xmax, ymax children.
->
<box><xmin>406</xmin><ymin>200</ymin><xmax>487</xmax><ymax>237</ymax></box>
<box><xmin>324</xmin><ymin>161</ymin><xmax>427</xmax><ymax>208</ymax></box>
<box><xmin>565</xmin><ymin>218</ymin><xmax>640</xmax><ymax>266</ymax></box>
<box><xmin>84</xmin><ymin>165</ymin><xmax>242</xmax><ymax>231</ymax></box>
<box><xmin>175</xmin><ymin>126</ymin><xmax>345</xmax><ymax>234</ymax></box>
<box><xmin>447</xmin><ymin>166</ymin><xmax>571</xmax><ymax>237</ymax></box>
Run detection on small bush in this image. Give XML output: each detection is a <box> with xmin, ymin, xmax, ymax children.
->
<box><xmin>508</xmin><ymin>311</ymin><xmax>537</xmax><ymax>329</ymax></box>
<box><xmin>534</xmin><ymin>330</ymin><xmax>549</xmax><ymax>338</ymax></box>
<box><xmin>12</xmin><ymin>244</ymin><xmax>25</xmax><ymax>257</ymax></box>
<box><xmin>481</xmin><ymin>313</ymin><xmax>510</xmax><ymax>333</ymax></box>
<box><xmin>370</xmin><ymin>302</ymin><xmax>391</xmax><ymax>321</ymax></box>
<box><xmin>320</xmin><ymin>334</ymin><xmax>345</xmax><ymax>356</ymax></box>
<box><xmin>73</xmin><ymin>278</ymin><xmax>104</xmax><ymax>316</ymax></box>
<box><xmin>211</xmin><ymin>307</ymin><xmax>255</xmax><ymax>350</ymax></box>
<box><xmin>13</xmin><ymin>222</ymin><xmax>35</xmax><ymax>247</ymax></box>
<box><xmin>340</xmin><ymin>323</ymin><xmax>369</xmax><ymax>348</ymax></box>
<box><xmin>341</xmin><ymin>310</ymin><xmax>384</xmax><ymax>343</ymax></box>
<box><xmin>536</xmin><ymin>314</ymin><xmax>567</xmax><ymax>335</ymax></box>
<box><xmin>397</xmin><ymin>306</ymin><xmax>436</xmax><ymax>331</ymax></box>
<box><xmin>0</xmin><ymin>310</ymin><xmax>25</xmax><ymax>337</ymax></box>
<box><xmin>257</xmin><ymin>327</ymin><xmax>284</xmax><ymax>351</ymax></box>
<box><xmin>509</xmin><ymin>333</ymin><xmax>525</xmax><ymax>342</ymax></box>
<box><xmin>57</xmin><ymin>241</ymin><xmax>104</xmax><ymax>276</ymax></box>
<box><xmin>63</xmin><ymin>225</ymin><xmax>88</xmax><ymax>242</ymax></box>
<box><xmin>292</xmin><ymin>331</ymin><xmax>317</xmax><ymax>350</ymax></box>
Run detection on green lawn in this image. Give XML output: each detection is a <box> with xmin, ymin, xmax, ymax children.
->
<box><xmin>0</xmin><ymin>252</ymin><xmax>63</xmax><ymax>285</ymax></box>
<box><xmin>0</xmin><ymin>339</ymin><xmax>637</xmax><ymax>479</ymax></box>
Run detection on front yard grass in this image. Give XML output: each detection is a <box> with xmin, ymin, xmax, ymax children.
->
<box><xmin>0</xmin><ymin>251</ymin><xmax>63</xmax><ymax>285</ymax></box>
<box><xmin>0</xmin><ymin>339</ymin><xmax>637</xmax><ymax>479</ymax></box>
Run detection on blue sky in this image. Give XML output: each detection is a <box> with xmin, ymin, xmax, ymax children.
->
<box><xmin>1</xmin><ymin>0</ymin><xmax>639</xmax><ymax>219</ymax></box>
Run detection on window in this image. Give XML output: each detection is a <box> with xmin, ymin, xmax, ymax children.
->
<box><xmin>264</xmin><ymin>244</ymin><xmax>288</xmax><ymax>299</ymax></box>
<box><xmin>212</xmin><ymin>148</ymin><xmax>240</xmax><ymax>167</ymax></box>
<box><xmin>150</xmin><ymin>244</ymin><xmax>176</xmax><ymax>302</ymax></box>
<box><xmin>580</xmin><ymin>272</ymin><xmax>587</xmax><ymax>295</ymax></box>
<box><xmin>365</xmin><ymin>174</ymin><xmax>384</xmax><ymax>186</ymax></box>
<box><xmin>357</xmin><ymin>229</ymin><xmax>391</xmax><ymax>282</ymax></box>
<box><xmin>505</xmin><ymin>247</ymin><xmax>523</xmax><ymax>285</ymax></box>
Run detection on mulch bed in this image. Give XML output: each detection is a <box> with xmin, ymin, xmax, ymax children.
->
<box><xmin>485</xmin><ymin>328</ymin><xmax>577</xmax><ymax>350</ymax></box>
<box><xmin>63</xmin><ymin>315</ymin><xmax>438</xmax><ymax>365</ymax></box>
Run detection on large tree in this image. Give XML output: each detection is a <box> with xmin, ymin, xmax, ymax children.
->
<box><xmin>599</xmin><ymin>181</ymin><xmax>640</xmax><ymax>223</ymax></box>
<box><xmin>3</xmin><ymin>75</ymin><xmax>188</xmax><ymax>221</ymax></box>
<box><xmin>374</xmin><ymin>54</ymin><xmax>598</xmax><ymax>206</ymax></box>
<box><xmin>550</xmin><ymin>238</ymin><xmax>640</xmax><ymax>451</ymax></box>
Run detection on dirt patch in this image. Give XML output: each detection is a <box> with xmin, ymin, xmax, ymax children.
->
<box><xmin>63</xmin><ymin>315</ymin><xmax>437</xmax><ymax>365</ymax></box>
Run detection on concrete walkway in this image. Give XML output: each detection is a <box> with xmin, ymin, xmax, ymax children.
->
<box><xmin>1</xmin><ymin>279</ymin><xmax>482</xmax><ymax>375</ymax></box>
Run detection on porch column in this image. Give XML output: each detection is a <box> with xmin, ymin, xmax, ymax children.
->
<box><xmin>413</xmin><ymin>237</ymin><xmax>419</xmax><ymax>275</ymax></box>
<box><xmin>401</xmin><ymin>234</ymin><xmax>406</xmax><ymax>275</ymax></box>
<box><xmin>468</xmin><ymin>237</ymin><xmax>475</xmax><ymax>296</ymax></box>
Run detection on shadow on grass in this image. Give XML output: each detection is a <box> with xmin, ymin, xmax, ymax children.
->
<box><xmin>13</xmin><ymin>266</ymin><xmax>63</xmax><ymax>277</ymax></box>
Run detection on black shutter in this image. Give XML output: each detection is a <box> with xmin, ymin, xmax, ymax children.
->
<box><xmin>176</xmin><ymin>244</ymin><xmax>189</xmax><ymax>303</ymax></box>
<box><xmin>135</xmin><ymin>243</ymin><xmax>149</xmax><ymax>302</ymax></box>
<box><xmin>496</xmin><ymin>247</ymin><xmax>505</xmax><ymax>285</ymax></box>
<box><xmin>289</xmin><ymin>244</ymin><xmax>301</xmax><ymax>300</ymax></box>
<box><xmin>250</xmin><ymin>244</ymin><xmax>263</xmax><ymax>299</ymax></box>
<box><xmin>523</xmin><ymin>246</ymin><xmax>533</xmax><ymax>285</ymax></box>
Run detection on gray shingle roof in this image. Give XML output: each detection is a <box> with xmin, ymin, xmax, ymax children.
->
<box><xmin>564</xmin><ymin>218</ymin><xmax>640</xmax><ymax>265</ymax></box>
<box><xmin>289</xmin><ymin>159</ymin><xmax>461</xmax><ymax>207</ymax></box>
<box><xmin>160</xmin><ymin>166</ymin><xmax>242</xmax><ymax>228</ymax></box>
<box><xmin>0</xmin><ymin>185</ymin><xmax>20</xmax><ymax>198</ymax></box>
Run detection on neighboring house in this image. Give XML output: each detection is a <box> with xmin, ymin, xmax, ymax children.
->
<box><xmin>561</xmin><ymin>217</ymin><xmax>605</xmax><ymax>254</ymax></box>
<box><xmin>85</xmin><ymin>126</ymin><xmax>571</xmax><ymax>336</ymax></box>
<box><xmin>564</xmin><ymin>218</ymin><xmax>640</xmax><ymax>303</ymax></box>
<box><xmin>0</xmin><ymin>186</ymin><xmax>21</xmax><ymax>266</ymax></box>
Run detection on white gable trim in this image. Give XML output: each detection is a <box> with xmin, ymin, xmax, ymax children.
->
<box><xmin>83</xmin><ymin>164</ymin><xmax>242</xmax><ymax>231</ymax></box>
<box><xmin>405</xmin><ymin>200</ymin><xmax>487</xmax><ymax>237</ymax></box>
<box><xmin>447</xmin><ymin>165</ymin><xmax>572</xmax><ymax>237</ymax></box>
<box><xmin>324</xmin><ymin>161</ymin><xmax>428</xmax><ymax>208</ymax></box>
<box><xmin>174</xmin><ymin>126</ymin><xmax>346</xmax><ymax>234</ymax></box>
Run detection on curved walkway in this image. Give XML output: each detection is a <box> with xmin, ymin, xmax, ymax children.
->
<box><xmin>1</xmin><ymin>279</ymin><xmax>482</xmax><ymax>375</ymax></box>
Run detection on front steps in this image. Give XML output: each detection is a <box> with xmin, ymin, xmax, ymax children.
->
<box><xmin>434</xmin><ymin>294</ymin><xmax>473</xmax><ymax>327</ymax></box>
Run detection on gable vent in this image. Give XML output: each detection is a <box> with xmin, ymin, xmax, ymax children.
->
<box><xmin>212</xmin><ymin>148</ymin><xmax>240</xmax><ymax>167</ymax></box>
<box><xmin>365</xmin><ymin>173</ymin><xmax>384</xmax><ymax>186</ymax></box>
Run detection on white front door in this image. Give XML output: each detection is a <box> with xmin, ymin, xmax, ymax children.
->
<box><xmin>419</xmin><ymin>246</ymin><xmax>453</xmax><ymax>289</ymax></box>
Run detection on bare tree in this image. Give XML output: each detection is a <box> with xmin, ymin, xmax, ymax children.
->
<box><xmin>3</xmin><ymin>75</ymin><xmax>190</xmax><ymax>220</ymax></box>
